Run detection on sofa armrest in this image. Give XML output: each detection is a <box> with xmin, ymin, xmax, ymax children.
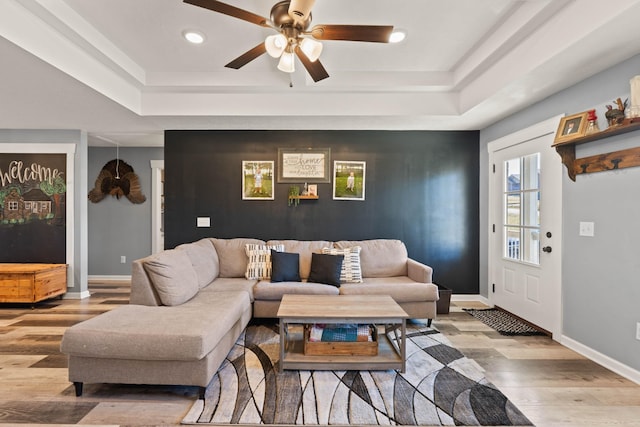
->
<box><xmin>407</xmin><ymin>258</ymin><xmax>433</xmax><ymax>283</ymax></box>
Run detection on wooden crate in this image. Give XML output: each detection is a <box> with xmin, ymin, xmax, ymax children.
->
<box><xmin>0</xmin><ymin>264</ymin><xmax>67</xmax><ymax>304</ymax></box>
<box><xmin>304</xmin><ymin>325</ymin><xmax>378</xmax><ymax>356</ymax></box>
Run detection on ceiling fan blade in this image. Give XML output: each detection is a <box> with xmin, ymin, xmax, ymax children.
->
<box><xmin>184</xmin><ymin>0</ymin><xmax>270</xmax><ymax>27</ymax></box>
<box><xmin>294</xmin><ymin>46</ymin><xmax>329</xmax><ymax>82</ymax></box>
<box><xmin>225</xmin><ymin>43</ymin><xmax>267</xmax><ymax>69</ymax></box>
<box><xmin>311</xmin><ymin>25</ymin><xmax>394</xmax><ymax>43</ymax></box>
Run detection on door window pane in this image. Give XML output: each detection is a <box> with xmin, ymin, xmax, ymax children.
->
<box><xmin>503</xmin><ymin>153</ymin><xmax>540</xmax><ymax>264</ymax></box>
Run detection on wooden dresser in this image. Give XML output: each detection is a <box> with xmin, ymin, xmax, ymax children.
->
<box><xmin>0</xmin><ymin>264</ymin><xmax>67</xmax><ymax>304</ymax></box>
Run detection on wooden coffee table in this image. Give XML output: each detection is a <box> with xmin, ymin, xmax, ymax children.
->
<box><xmin>277</xmin><ymin>294</ymin><xmax>409</xmax><ymax>373</ymax></box>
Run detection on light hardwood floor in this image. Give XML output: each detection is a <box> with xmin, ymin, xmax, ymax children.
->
<box><xmin>0</xmin><ymin>280</ymin><xmax>639</xmax><ymax>426</ymax></box>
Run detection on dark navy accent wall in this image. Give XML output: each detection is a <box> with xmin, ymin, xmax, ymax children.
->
<box><xmin>165</xmin><ymin>130</ymin><xmax>479</xmax><ymax>294</ymax></box>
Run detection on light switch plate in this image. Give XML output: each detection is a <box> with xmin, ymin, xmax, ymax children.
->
<box><xmin>579</xmin><ymin>221</ymin><xmax>594</xmax><ymax>237</ymax></box>
<box><xmin>196</xmin><ymin>217</ymin><xmax>210</xmax><ymax>228</ymax></box>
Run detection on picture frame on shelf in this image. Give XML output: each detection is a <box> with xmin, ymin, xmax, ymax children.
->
<box><xmin>307</xmin><ymin>184</ymin><xmax>317</xmax><ymax>196</ymax></box>
<box><xmin>553</xmin><ymin>112</ymin><xmax>589</xmax><ymax>145</ymax></box>
<box><xmin>333</xmin><ymin>161</ymin><xmax>366</xmax><ymax>201</ymax></box>
<box><xmin>277</xmin><ymin>148</ymin><xmax>331</xmax><ymax>183</ymax></box>
<box><xmin>242</xmin><ymin>161</ymin><xmax>274</xmax><ymax>200</ymax></box>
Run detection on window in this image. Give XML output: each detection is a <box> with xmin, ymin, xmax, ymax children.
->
<box><xmin>504</xmin><ymin>154</ymin><xmax>540</xmax><ymax>264</ymax></box>
<box><xmin>8</xmin><ymin>201</ymin><xmax>18</xmax><ymax>211</ymax></box>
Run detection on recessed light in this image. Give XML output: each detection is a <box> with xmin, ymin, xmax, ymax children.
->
<box><xmin>183</xmin><ymin>30</ymin><xmax>205</xmax><ymax>44</ymax></box>
<box><xmin>389</xmin><ymin>29</ymin><xmax>407</xmax><ymax>43</ymax></box>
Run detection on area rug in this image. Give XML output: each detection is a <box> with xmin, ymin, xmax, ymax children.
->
<box><xmin>182</xmin><ymin>322</ymin><xmax>532</xmax><ymax>426</ymax></box>
<box><xmin>463</xmin><ymin>308</ymin><xmax>546</xmax><ymax>336</ymax></box>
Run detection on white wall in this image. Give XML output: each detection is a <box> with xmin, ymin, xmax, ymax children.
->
<box><xmin>480</xmin><ymin>53</ymin><xmax>640</xmax><ymax>376</ymax></box>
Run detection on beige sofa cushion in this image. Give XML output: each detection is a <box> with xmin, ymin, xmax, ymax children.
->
<box><xmin>339</xmin><ymin>278</ymin><xmax>438</xmax><ymax>303</ymax></box>
<box><xmin>200</xmin><ymin>277</ymin><xmax>257</xmax><ymax>302</ymax></box>
<box><xmin>267</xmin><ymin>240</ymin><xmax>331</xmax><ymax>279</ymax></box>
<box><xmin>253</xmin><ymin>280</ymin><xmax>339</xmax><ymax>301</ymax></box>
<box><xmin>176</xmin><ymin>238</ymin><xmax>219</xmax><ymax>289</ymax></box>
<box><xmin>61</xmin><ymin>291</ymin><xmax>251</xmax><ymax>361</ymax></box>
<box><xmin>334</xmin><ymin>239</ymin><xmax>408</xmax><ymax>278</ymax></box>
<box><xmin>212</xmin><ymin>238</ymin><xmax>265</xmax><ymax>278</ymax></box>
<box><xmin>143</xmin><ymin>249</ymin><xmax>199</xmax><ymax>306</ymax></box>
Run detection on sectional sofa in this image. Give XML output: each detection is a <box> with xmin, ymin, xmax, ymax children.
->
<box><xmin>61</xmin><ymin>238</ymin><xmax>438</xmax><ymax>396</ymax></box>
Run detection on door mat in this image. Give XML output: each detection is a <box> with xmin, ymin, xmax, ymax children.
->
<box><xmin>182</xmin><ymin>322</ymin><xmax>533</xmax><ymax>426</ymax></box>
<box><xmin>463</xmin><ymin>308</ymin><xmax>547</xmax><ymax>336</ymax></box>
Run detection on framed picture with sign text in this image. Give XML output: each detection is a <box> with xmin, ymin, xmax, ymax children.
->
<box><xmin>277</xmin><ymin>148</ymin><xmax>331</xmax><ymax>183</ymax></box>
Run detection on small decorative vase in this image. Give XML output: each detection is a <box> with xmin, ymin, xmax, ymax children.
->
<box><xmin>288</xmin><ymin>186</ymin><xmax>300</xmax><ymax>206</ymax></box>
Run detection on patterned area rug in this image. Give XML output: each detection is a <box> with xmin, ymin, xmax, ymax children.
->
<box><xmin>182</xmin><ymin>322</ymin><xmax>532</xmax><ymax>426</ymax></box>
<box><xmin>463</xmin><ymin>308</ymin><xmax>546</xmax><ymax>336</ymax></box>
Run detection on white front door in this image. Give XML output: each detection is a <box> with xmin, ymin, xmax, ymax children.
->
<box><xmin>488</xmin><ymin>117</ymin><xmax>563</xmax><ymax>338</ymax></box>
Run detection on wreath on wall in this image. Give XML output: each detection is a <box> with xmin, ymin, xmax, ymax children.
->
<box><xmin>88</xmin><ymin>159</ymin><xmax>146</xmax><ymax>204</ymax></box>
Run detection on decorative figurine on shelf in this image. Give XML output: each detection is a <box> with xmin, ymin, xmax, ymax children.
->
<box><xmin>585</xmin><ymin>109</ymin><xmax>600</xmax><ymax>135</ymax></box>
<box><xmin>605</xmin><ymin>97</ymin><xmax>628</xmax><ymax>127</ymax></box>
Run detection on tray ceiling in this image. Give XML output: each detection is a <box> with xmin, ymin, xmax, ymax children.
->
<box><xmin>1</xmin><ymin>0</ymin><xmax>640</xmax><ymax>146</ymax></box>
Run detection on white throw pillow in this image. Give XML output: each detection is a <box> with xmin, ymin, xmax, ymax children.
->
<box><xmin>322</xmin><ymin>246</ymin><xmax>363</xmax><ymax>283</ymax></box>
<box><xmin>245</xmin><ymin>244</ymin><xmax>285</xmax><ymax>280</ymax></box>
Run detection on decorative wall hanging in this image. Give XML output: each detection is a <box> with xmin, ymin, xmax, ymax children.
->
<box><xmin>0</xmin><ymin>152</ymin><xmax>67</xmax><ymax>263</ymax></box>
<box><xmin>277</xmin><ymin>147</ymin><xmax>331</xmax><ymax>183</ymax></box>
<box><xmin>333</xmin><ymin>161</ymin><xmax>366</xmax><ymax>201</ymax></box>
<box><xmin>88</xmin><ymin>159</ymin><xmax>146</xmax><ymax>204</ymax></box>
<box><xmin>242</xmin><ymin>161</ymin><xmax>275</xmax><ymax>200</ymax></box>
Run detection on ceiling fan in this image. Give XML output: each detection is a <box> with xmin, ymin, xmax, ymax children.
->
<box><xmin>184</xmin><ymin>0</ymin><xmax>394</xmax><ymax>82</ymax></box>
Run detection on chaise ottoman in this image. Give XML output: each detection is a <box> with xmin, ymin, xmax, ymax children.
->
<box><xmin>60</xmin><ymin>290</ymin><xmax>251</xmax><ymax>396</ymax></box>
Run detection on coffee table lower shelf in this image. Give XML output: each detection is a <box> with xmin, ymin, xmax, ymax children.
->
<box><xmin>280</xmin><ymin>326</ymin><xmax>404</xmax><ymax>372</ymax></box>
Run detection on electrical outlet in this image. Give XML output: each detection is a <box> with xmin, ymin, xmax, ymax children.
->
<box><xmin>636</xmin><ymin>322</ymin><xmax>640</xmax><ymax>341</ymax></box>
<box><xmin>120</xmin><ymin>255</ymin><xmax>126</xmax><ymax>264</ymax></box>
<box><xmin>579</xmin><ymin>221</ymin><xmax>594</xmax><ymax>237</ymax></box>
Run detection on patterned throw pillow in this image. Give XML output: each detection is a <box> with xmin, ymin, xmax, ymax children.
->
<box><xmin>245</xmin><ymin>244</ymin><xmax>285</xmax><ymax>280</ymax></box>
<box><xmin>322</xmin><ymin>246</ymin><xmax>363</xmax><ymax>283</ymax></box>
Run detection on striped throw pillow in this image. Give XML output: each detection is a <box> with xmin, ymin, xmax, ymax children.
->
<box><xmin>245</xmin><ymin>244</ymin><xmax>285</xmax><ymax>280</ymax></box>
<box><xmin>322</xmin><ymin>246</ymin><xmax>363</xmax><ymax>283</ymax></box>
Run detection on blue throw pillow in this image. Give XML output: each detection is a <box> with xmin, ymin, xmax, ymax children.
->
<box><xmin>270</xmin><ymin>250</ymin><xmax>301</xmax><ymax>282</ymax></box>
<box><xmin>308</xmin><ymin>253</ymin><xmax>344</xmax><ymax>287</ymax></box>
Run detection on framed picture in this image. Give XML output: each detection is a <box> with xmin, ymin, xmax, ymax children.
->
<box><xmin>307</xmin><ymin>184</ymin><xmax>317</xmax><ymax>196</ymax></box>
<box><xmin>554</xmin><ymin>112</ymin><xmax>589</xmax><ymax>144</ymax></box>
<box><xmin>242</xmin><ymin>161</ymin><xmax>274</xmax><ymax>200</ymax></box>
<box><xmin>333</xmin><ymin>161</ymin><xmax>366</xmax><ymax>201</ymax></box>
<box><xmin>277</xmin><ymin>148</ymin><xmax>331</xmax><ymax>183</ymax></box>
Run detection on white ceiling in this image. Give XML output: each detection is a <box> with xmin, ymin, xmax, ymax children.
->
<box><xmin>1</xmin><ymin>0</ymin><xmax>640</xmax><ymax>147</ymax></box>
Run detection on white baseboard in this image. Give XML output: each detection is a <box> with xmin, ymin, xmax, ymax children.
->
<box><xmin>560</xmin><ymin>335</ymin><xmax>640</xmax><ymax>385</ymax></box>
<box><xmin>88</xmin><ymin>275</ymin><xmax>132</xmax><ymax>282</ymax></box>
<box><xmin>63</xmin><ymin>290</ymin><xmax>91</xmax><ymax>300</ymax></box>
<box><xmin>451</xmin><ymin>294</ymin><xmax>490</xmax><ymax>305</ymax></box>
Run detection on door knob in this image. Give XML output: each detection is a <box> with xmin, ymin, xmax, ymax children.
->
<box><xmin>542</xmin><ymin>246</ymin><xmax>552</xmax><ymax>253</ymax></box>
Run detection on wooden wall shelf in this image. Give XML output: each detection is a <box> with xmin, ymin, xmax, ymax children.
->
<box><xmin>289</xmin><ymin>195</ymin><xmax>319</xmax><ymax>200</ymax></box>
<box><xmin>553</xmin><ymin>118</ymin><xmax>640</xmax><ymax>181</ymax></box>
<box><xmin>287</xmin><ymin>195</ymin><xmax>319</xmax><ymax>206</ymax></box>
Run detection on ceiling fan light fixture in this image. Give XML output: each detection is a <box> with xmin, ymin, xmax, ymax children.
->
<box><xmin>389</xmin><ymin>29</ymin><xmax>407</xmax><ymax>43</ymax></box>
<box><xmin>265</xmin><ymin>34</ymin><xmax>287</xmax><ymax>58</ymax></box>
<box><xmin>277</xmin><ymin>51</ymin><xmax>296</xmax><ymax>73</ymax></box>
<box><xmin>182</xmin><ymin>30</ymin><xmax>205</xmax><ymax>44</ymax></box>
<box><xmin>300</xmin><ymin>37</ymin><xmax>322</xmax><ymax>62</ymax></box>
